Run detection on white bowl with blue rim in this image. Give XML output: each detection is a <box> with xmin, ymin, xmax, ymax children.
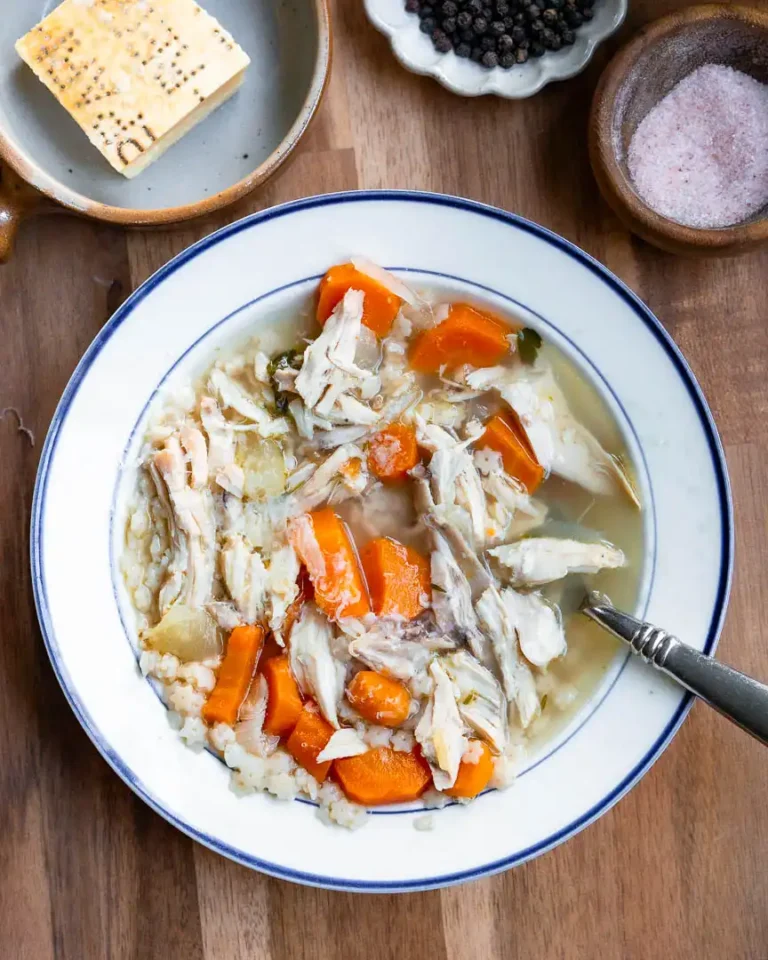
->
<box><xmin>32</xmin><ymin>190</ymin><xmax>731</xmax><ymax>892</ymax></box>
<box><xmin>363</xmin><ymin>0</ymin><xmax>627</xmax><ymax>97</ymax></box>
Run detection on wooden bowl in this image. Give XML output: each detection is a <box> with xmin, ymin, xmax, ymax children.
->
<box><xmin>589</xmin><ymin>4</ymin><xmax>768</xmax><ymax>256</ymax></box>
<box><xmin>0</xmin><ymin>0</ymin><xmax>331</xmax><ymax>262</ymax></box>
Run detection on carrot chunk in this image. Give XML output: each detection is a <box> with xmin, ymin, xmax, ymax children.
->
<box><xmin>445</xmin><ymin>741</ymin><xmax>494</xmax><ymax>799</ymax></box>
<box><xmin>289</xmin><ymin>509</ymin><xmax>370</xmax><ymax>620</ymax></box>
<box><xmin>202</xmin><ymin>625</ymin><xmax>264</xmax><ymax>726</ymax></box>
<box><xmin>317</xmin><ymin>263</ymin><xmax>401</xmax><ymax>337</ymax></box>
<box><xmin>360</xmin><ymin>537</ymin><xmax>430</xmax><ymax>620</ymax></box>
<box><xmin>347</xmin><ymin>670</ymin><xmax>411</xmax><ymax>727</ymax></box>
<box><xmin>334</xmin><ymin>747</ymin><xmax>432</xmax><ymax>805</ymax></box>
<box><xmin>367</xmin><ymin>423</ymin><xmax>419</xmax><ymax>481</ymax></box>
<box><xmin>262</xmin><ymin>655</ymin><xmax>304</xmax><ymax>737</ymax></box>
<box><xmin>286</xmin><ymin>705</ymin><xmax>335</xmax><ymax>782</ymax></box>
<box><xmin>478</xmin><ymin>410</ymin><xmax>544</xmax><ymax>493</ymax></box>
<box><xmin>409</xmin><ymin>303</ymin><xmax>511</xmax><ymax>373</ymax></box>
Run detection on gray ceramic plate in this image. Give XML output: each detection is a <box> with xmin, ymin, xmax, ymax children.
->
<box><xmin>0</xmin><ymin>0</ymin><xmax>330</xmax><ymax>252</ymax></box>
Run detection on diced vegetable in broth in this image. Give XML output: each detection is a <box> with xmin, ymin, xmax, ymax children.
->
<box><xmin>124</xmin><ymin>261</ymin><xmax>643</xmax><ymax>828</ymax></box>
<box><xmin>147</xmin><ymin>605</ymin><xmax>224</xmax><ymax>661</ymax></box>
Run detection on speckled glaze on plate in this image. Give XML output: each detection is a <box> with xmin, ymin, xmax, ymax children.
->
<box><xmin>363</xmin><ymin>0</ymin><xmax>626</xmax><ymax>98</ymax></box>
<box><xmin>0</xmin><ymin>0</ymin><xmax>331</xmax><ymax>258</ymax></box>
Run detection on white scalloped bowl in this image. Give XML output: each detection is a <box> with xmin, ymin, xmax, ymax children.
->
<box><xmin>364</xmin><ymin>0</ymin><xmax>627</xmax><ymax>97</ymax></box>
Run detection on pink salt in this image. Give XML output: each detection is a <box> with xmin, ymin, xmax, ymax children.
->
<box><xmin>627</xmin><ymin>64</ymin><xmax>768</xmax><ymax>229</ymax></box>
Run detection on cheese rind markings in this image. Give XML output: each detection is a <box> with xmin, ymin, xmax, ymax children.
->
<box><xmin>16</xmin><ymin>0</ymin><xmax>251</xmax><ymax>178</ymax></box>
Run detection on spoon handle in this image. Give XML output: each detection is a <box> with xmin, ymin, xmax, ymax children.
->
<box><xmin>581</xmin><ymin>593</ymin><xmax>768</xmax><ymax>746</ymax></box>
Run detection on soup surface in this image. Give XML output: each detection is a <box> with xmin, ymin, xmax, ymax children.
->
<box><xmin>121</xmin><ymin>260</ymin><xmax>644</xmax><ymax>828</ymax></box>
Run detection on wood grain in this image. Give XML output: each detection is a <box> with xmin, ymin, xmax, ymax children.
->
<box><xmin>1</xmin><ymin>1</ymin><xmax>767</xmax><ymax>957</ymax></box>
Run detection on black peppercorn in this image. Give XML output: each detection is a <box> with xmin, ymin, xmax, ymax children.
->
<box><xmin>404</xmin><ymin>0</ymin><xmax>594</xmax><ymax>67</ymax></box>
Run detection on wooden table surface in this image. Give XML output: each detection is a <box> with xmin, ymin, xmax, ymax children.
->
<box><xmin>3</xmin><ymin>1</ymin><xmax>768</xmax><ymax>957</ymax></box>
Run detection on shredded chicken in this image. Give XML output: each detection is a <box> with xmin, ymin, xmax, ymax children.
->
<box><xmin>209</xmin><ymin>368</ymin><xmax>289</xmax><ymax>439</ymax></box>
<box><xmin>290</xmin><ymin>604</ymin><xmax>345</xmax><ymax>728</ymax></box>
<box><xmin>216</xmin><ymin>462</ymin><xmax>244</xmax><ymax>498</ymax></box>
<box><xmin>490</xmin><ymin>538</ymin><xmax>625</xmax><ymax>586</ymax></box>
<box><xmin>290</xmin><ymin>443</ymin><xmax>366</xmax><ymax>512</ymax></box>
<box><xmin>205</xmin><ymin>601</ymin><xmax>242</xmax><ymax>631</ymax></box>
<box><xmin>266</xmin><ymin>544</ymin><xmax>301</xmax><ymax>638</ymax></box>
<box><xmin>180</xmin><ymin>424</ymin><xmax>208</xmax><ymax>487</ymax></box>
<box><xmin>414</xmin><ymin>478</ymin><xmax>492</xmax><ymax>596</ymax></box>
<box><xmin>151</xmin><ymin>435</ymin><xmax>217</xmax><ymax>613</ymax></box>
<box><xmin>443</xmin><ymin>650</ymin><xmax>507</xmax><ymax>754</ymax></box>
<box><xmin>415</xmin><ymin>660</ymin><xmax>468</xmax><ymax>790</ymax></box>
<box><xmin>295</xmin><ymin>289</ymin><xmax>378</xmax><ymax>424</ymax></box>
<box><xmin>316</xmin><ymin>727</ymin><xmax>369</xmax><ymax>763</ymax></box>
<box><xmin>475</xmin><ymin>586</ymin><xmax>540</xmax><ymax>729</ymax></box>
<box><xmin>200</xmin><ymin>397</ymin><xmax>235</xmax><ymax>474</ymax></box>
<box><xmin>220</xmin><ymin>534</ymin><xmax>266</xmax><ymax>624</ymax></box>
<box><xmin>235</xmin><ymin>674</ymin><xmax>280</xmax><ymax>757</ymax></box>
<box><xmin>501</xmin><ymin>588</ymin><xmax>567</xmax><ymax>668</ymax></box>
<box><xmin>430</xmin><ymin>531</ymin><xmax>495</xmax><ymax>671</ymax></box>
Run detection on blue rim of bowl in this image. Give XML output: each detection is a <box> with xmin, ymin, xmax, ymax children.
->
<box><xmin>108</xmin><ymin>265</ymin><xmax>657</xmax><ymax>814</ymax></box>
<box><xmin>30</xmin><ymin>190</ymin><xmax>733</xmax><ymax>893</ymax></box>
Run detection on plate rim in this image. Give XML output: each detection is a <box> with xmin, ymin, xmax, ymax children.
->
<box><xmin>30</xmin><ymin>189</ymin><xmax>734</xmax><ymax>892</ymax></box>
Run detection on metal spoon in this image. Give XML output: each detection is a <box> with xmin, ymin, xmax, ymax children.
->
<box><xmin>580</xmin><ymin>591</ymin><xmax>768</xmax><ymax>746</ymax></box>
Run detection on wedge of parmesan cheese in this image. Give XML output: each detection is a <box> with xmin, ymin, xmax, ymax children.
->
<box><xmin>15</xmin><ymin>0</ymin><xmax>250</xmax><ymax>179</ymax></box>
